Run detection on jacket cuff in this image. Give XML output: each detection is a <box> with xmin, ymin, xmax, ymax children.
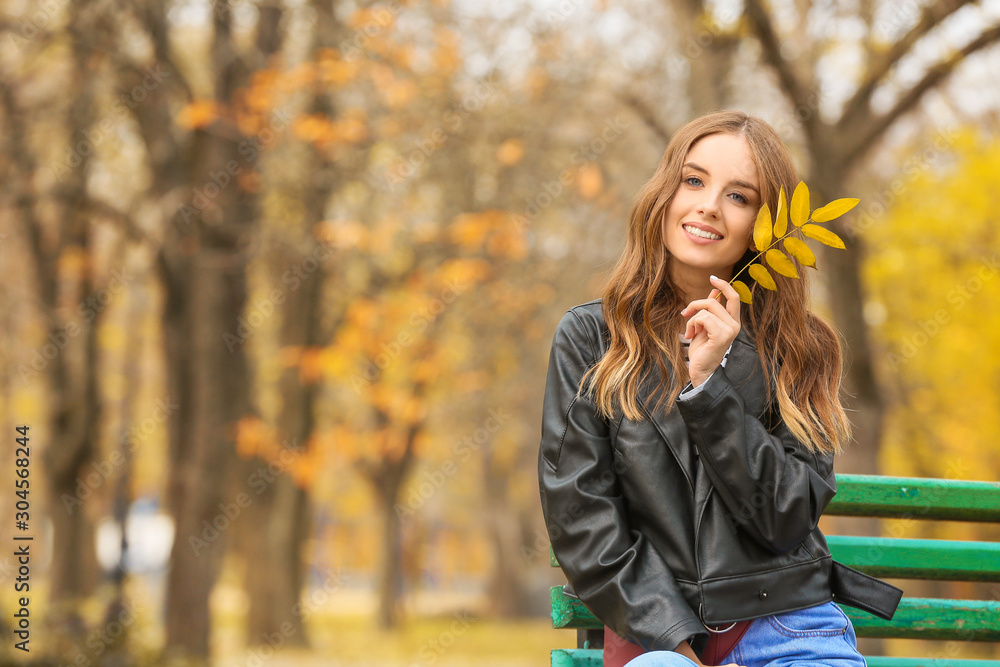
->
<box><xmin>656</xmin><ymin>620</ymin><xmax>709</xmax><ymax>653</ymax></box>
<box><xmin>675</xmin><ymin>364</ymin><xmax>732</xmax><ymax>413</ymax></box>
<box><xmin>678</xmin><ymin>369</ymin><xmax>717</xmax><ymax>399</ymax></box>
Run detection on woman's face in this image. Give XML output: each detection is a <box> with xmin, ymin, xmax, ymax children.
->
<box><xmin>662</xmin><ymin>132</ymin><xmax>762</xmax><ymax>285</ymax></box>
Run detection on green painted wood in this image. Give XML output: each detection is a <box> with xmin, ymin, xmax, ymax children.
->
<box><xmin>551</xmin><ymin>648</ymin><xmax>603</xmax><ymax>667</ymax></box>
<box><xmin>551</xmin><ymin>585</ymin><xmax>591</xmax><ymax>629</ymax></box>
<box><xmin>552</xmin><ymin>587</ymin><xmax>1000</xmax><ymax>641</ymax></box>
<box><xmin>827</xmin><ymin>475</ymin><xmax>1000</xmax><ymax>522</ymax></box>
<box><xmin>844</xmin><ymin>598</ymin><xmax>1000</xmax><ymax>641</ymax></box>
<box><xmin>827</xmin><ymin>535</ymin><xmax>1000</xmax><ymax>581</ymax></box>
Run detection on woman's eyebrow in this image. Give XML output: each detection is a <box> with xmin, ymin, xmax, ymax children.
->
<box><xmin>683</xmin><ymin>161</ymin><xmax>761</xmax><ymax>196</ymax></box>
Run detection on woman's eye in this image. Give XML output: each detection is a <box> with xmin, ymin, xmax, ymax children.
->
<box><xmin>684</xmin><ymin>176</ymin><xmax>702</xmax><ymax>187</ymax></box>
<box><xmin>730</xmin><ymin>192</ymin><xmax>748</xmax><ymax>204</ymax></box>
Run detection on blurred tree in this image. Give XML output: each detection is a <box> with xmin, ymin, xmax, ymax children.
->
<box><xmin>0</xmin><ymin>0</ymin><xmax>113</xmax><ymax>632</ymax></box>
<box><xmin>228</xmin><ymin>0</ymin><xmax>352</xmax><ymax>648</ymax></box>
<box><xmin>738</xmin><ymin>0</ymin><xmax>1000</xmax><ymax>477</ymax></box>
<box><xmin>112</xmin><ymin>0</ymin><xmax>285</xmax><ymax>657</ymax></box>
<box><xmin>861</xmin><ymin>125</ymin><xmax>1000</xmax><ymax>661</ymax></box>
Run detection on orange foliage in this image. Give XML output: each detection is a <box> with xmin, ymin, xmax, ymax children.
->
<box><xmin>177</xmin><ymin>100</ymin><xmax>222</xmax><ymax>129</ymax></box>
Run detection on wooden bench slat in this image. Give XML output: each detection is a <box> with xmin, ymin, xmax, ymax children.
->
<box><xmin>827</xmin><ymin>474</ymin><xmax>1000</xmax><ymax>522</ymax></box>
<box><xmin>844</xmin><ymin>597</ymin><xmax>1000</xmax><ymax>641</ymax></box>
<box><xmin>551</xmin><ymin>587</ymin><xmax>1000</xmax><ymax>641</ymax></box>
<box><xmin>551</xmin><ymin>648</ymin><xmax>603</xmax><ymax>667</ymax></box>
<box><xmin>827</xmin><ymin>535</ymin><xmax>1000</xmax><ymax>581</ymax></box>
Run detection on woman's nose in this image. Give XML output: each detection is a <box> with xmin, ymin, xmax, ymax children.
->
<box><xmin>697</xmin><ymin>192</ymin><xmax>722</xmax><ymax>217</ymax></box>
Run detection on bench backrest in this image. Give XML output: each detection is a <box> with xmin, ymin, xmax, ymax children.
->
<box><xmin>549</xmin><ymin>474</ymin><xmax>1000</xmax><ymax>666</ymax></box>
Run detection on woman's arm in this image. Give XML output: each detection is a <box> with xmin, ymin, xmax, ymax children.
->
<box><xmin>675</xmin><ymin>362</ymin><xmax>837</xmax><ymax>554</ymax></box>
<box><xmin>539</xmin><ymin>309</ymin><xmax>708</xmax><ymax>654</ymax></box>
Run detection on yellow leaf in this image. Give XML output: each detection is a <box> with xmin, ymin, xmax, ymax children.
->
<box><xmin>577</xmin><ymin>163</ymin><xmax>603</xmax><ymax>199</ymax></box>
<box><xmin>765</xmin><ymin>248</ymin><xmax>799</xmax><ymax>278</ymax></box>
<box><xmin>753</xmin><ymin>203</ymin><xmax>772</xmax><ymax>252</ymax></box>
<box><xmin>774</xmin><ymin>186</ymin><xmax>788</xmax><ymax>237</ymax></box>
<box><xmin>783</xmin><ymin>237</ymin><xmax>816</xmax><ymax>267</ymax></box>
<box><xmin>449</xmin><ymin>212</ymin><xmax>493</xmax><ymax>249</ymax></box>
<box><xmin>496</xmin><ymin>139</ymin><xmax>525</xmax><ymax>166</ymax></box>
<box><xmin>811</xmin><ymin>197</ymin><xmax>859</xmax><ymax>222</ymax></box>
<box><xmin>748</xmin><ymin>264</ymin><xmax>776</xmax><ymax>290</ymax></box>
<box><xmin>732</xmin><ymin>280</ymin><xmax>752</xmax><ymax>304</ymax></box>
<box><xmin>801</xmin><ymin>223</ymin><xmax>846</xmax><ymax>249</ymax></box>
<box><xmin>790</xmin><ymin>181</ymin><xmax>810</xmax><ymax>227</ymax></box>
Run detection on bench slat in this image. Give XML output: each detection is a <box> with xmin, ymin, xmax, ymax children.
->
<box><xmin>551</xmin><ymin>648</ymin><xmax>603</xmax><ymax>667</ymax></box>
<box><xmin>844</xmin><ymin>598</ymin><xmax>1000</xmax><ymax>641</ymax></box>
<box><xmin>551</xmin><ymin>587</ymin><xmax>1000</xmax><ymax>641</ymax></box>
<box><xmin>827</xmin><ymin>474</ymin><xmax>1000</xmax><ymax>522</ymax></box>
<box><xmin>827</xmin><ymin>535</ymin><xmax>1000</xmax><ymax>581</ymax></box>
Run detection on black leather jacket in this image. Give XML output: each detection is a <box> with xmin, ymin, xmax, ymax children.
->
<box><xmin>538</xmin><ymin>299</ymin><xmax>901</xmax><ymax>656</ymax></box>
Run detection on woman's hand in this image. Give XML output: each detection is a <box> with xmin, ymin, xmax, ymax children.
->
<box><xmin>680</xmin><ymin>275</ymin><xmax>742</xmax><ymax>389</ymax></box>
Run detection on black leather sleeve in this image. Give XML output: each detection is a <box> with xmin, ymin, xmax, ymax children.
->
<box><xmin>538</xmin><ymin>310</ymin><xmax>708</xmax><ymax>653</ymax></box>
<box><xmin>676</xmin><ymin>362</ymin><xmax>838</xmax><ymax>554</ymax></box>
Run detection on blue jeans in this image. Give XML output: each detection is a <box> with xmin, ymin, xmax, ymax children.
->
<box><xmin>624</xmin><ymin>600</ymin><xmax>867</xmax><ymax>667</ymax></box>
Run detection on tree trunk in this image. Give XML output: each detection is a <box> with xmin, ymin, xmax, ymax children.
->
<box><xmin>163</xmin><ymin>247</ymin><xmax>251</xmax><ymax>657</ymax></box>
<box><xmin>377</xmin><ymin>488</ymin><xmax>405</xmax><ymax>629</ymax></box>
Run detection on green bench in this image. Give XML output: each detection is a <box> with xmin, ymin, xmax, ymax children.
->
<box><xmin>549</xmin><ymin>474</ymin><xmax>1000</xmax><ymax>666</ymax></box>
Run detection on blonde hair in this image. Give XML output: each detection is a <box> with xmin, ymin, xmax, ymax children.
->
<box><xmin>580</xmin><ymin>110</ymin><xmax>850</xmax><ymax>456</ymax></box>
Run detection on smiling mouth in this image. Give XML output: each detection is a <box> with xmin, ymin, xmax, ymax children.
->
<box><xmin>683</xmin><ymin>224</ymin><xmax>723</xmax><ymax>240</ymax></box>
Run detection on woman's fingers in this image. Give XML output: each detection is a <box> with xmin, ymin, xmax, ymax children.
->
<box><xmin>710</xmin><ymin>275</ymin><xmax>743</xmax><ymax>325</ymax></box>
<box><xmin>681</xmin><ymin>277</ymin><xmax>742</xmax><ymax>331</ymax></box>
<box><xmin>684</xmin><ymin>308</ymin><xmax>733</xmax><ymax>342</ymax></box>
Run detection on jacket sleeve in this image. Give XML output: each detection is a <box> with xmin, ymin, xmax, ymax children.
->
<box><xmin>675</xmin><ymin>360</ymin><xmax>838</xmax><ymax>554</ymax></box>
<box><xmin>538</xmin><ymin>310</ymin><xmax>709</xmax><ymax>653</ymax></box>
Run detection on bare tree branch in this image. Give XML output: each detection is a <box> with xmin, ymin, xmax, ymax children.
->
<box><xmin>742</xmin><ymin>0</ymin><xmax>819</xmax><ymax>145</ymax></box>
<box><xmin>839</xmin><ymin>0</ymin><xmax>976</xmax><ymax>133</ymax></box>
<box><xmin>618</xmin><ymin>91</ymin><xmax>673</xmax><ymax>145</ymax></box>
<box><xmin>842</xmin><ymin>22</ymin><xmax>1000</xmax><ymax>168</ymax></box>
<box><xmin>124</xmin><ymin>0</ymin><xmax>194</xmax><ymax>102</ymax></box>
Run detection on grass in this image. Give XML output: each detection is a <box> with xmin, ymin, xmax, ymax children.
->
<box><xmin>215</xmin><ymin>613</ymin><xmax>571</xmax><ymax>667</ymax></box>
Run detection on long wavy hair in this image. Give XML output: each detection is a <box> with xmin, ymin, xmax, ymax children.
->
<box><xmin>580</xmin><ymin>110</ymin><xmax>851</xmax><ymax>456</ymax></box>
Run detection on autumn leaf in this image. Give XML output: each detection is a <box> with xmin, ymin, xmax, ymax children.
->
<box><xmin>790</xmin><ymin>181</ymin><xmax>810</xmax><ymax>227</ymax></box>
<box><xmin>774</xmin><ymin>186</ymin><xmax>788</xmax><ymax>237</ymax></box>
<box><xmin>753</xmin><ymin>202</ymin><xmax>772</xmax><ymax>252</ymax></box>
<box><xmin>801</xmin><ymin>223</ymin><xmax>846</xmax><ymax>249</ymax></box>
<box><xmin>748</xmin><ymin>264</ymin><xmax>776</xmax><ymax>290</ymax></box>
<box><xmin>725</xmin><ymin>180</ymin><xmax>856</xmax><ymax>298</ymax></box>
<box><xmin>811</xmin><ymin>197</ymin><xmax>859</xmax><ymax>222</ymax></box>
<box><xmin>783</xmin><ymin>237</ymin><xmax>816</xmax><ymax>268</ymax></box>
<box><xmin>764</xmin><ymin>248</ymin><xmax>799</xmax><ymax>278</ymax></box>
<box><xmin>732</xmin><ymin>280</ymin><xmax>752</xmax><ymax>304</ymax></box>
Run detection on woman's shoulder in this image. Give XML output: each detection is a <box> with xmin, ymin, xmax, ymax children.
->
<box><xmin>566</xmin><ymin>297</ymin><xmax>603</xmax><ymax>319</ymax></box>
<box><xmin>552</xmin><ymin>299</ymin><xmax>607</xmax><ymax>355</ymax></box>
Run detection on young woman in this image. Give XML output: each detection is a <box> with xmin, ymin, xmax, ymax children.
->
<box><xmin>537</xmin><ymin>111</ymin><xmax>901</xmax><ymax>667</ymax></box>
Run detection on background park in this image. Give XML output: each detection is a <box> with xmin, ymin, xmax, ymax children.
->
<box><xmin>1</xmin><ymin>0</ymin><xmax>999</xmax><ymax>664</ymax></box>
